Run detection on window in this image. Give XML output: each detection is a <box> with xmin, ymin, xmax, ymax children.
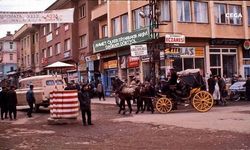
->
<box><xmin>194</xmin><ymin>2</ymin><xmax>208</xmax><ymax>23</ymax></box>
<box><xmin>133</xmin><ymin>8</ymin><xmax>143</xmax><ymax>30</ymax></box>
<box><xmin>42</xmin><ymin>49</ymin><xmax>47</xmax><ymax>58</ymax></box>
<box><xmin>9</xmin><ymin>54</ymin><xmax>13</xmax><ymax>61</ymax></box>
<box><xmin>48</xmin><ymin>46</ymin><xmax>53</xmax><ymax>57</ymax></box>
<box><xmin>46</xmin><ymin>24</ymin><xmax>52</xmax><ymax>33</ymax></box>
<box><xmin>112</xmin><ymin>17</ymin><xmax>120</xmax><ymax>36</ymax></box>
<box><xmin>184</xmin><ymin>58</ymin><xmax>193</xmax><ymax>70</ymax></box>
<box><xmin>36</xmin><ymin>53</ymin><xmax>39</xmax><ymax>64</ymax></box>
<box><xmin>46</xmin><ymin>80</ymin><xmax>55</xmax><ymax>86</ymax></box>
<box><xmin>210</xmin><ymin>54</ymin><xmax>221</xmax><ymax>67</ymax></box>
<box><xmin>10</xmin><ymin>67</ymin><xmax>14</xmax><ymax>71</ymax></box>
<box><xmin>121</xmin><ymin>14</ymin><xmax>128</xmax><ymax>33</ymax></box>
<box><xmin>27</xmin><ymin>55</ymin><xmax>30</xmax><ymax>65</ymax></box>
<box><xmin>80</xmin><ymin>34</ymin><xmax>87</xmax><ymax>48</ymax></box>
<box><xmin>56</xmin><ymin>80</ymin><xmax>64</xmax><ymax>85</ymax></box>
<box><xmin>43</xmin><ymin>26</ymin><xmax>46</xmax><ymax>35</ymax></box>
<box><xmin>55</xmin><ymin>43</ymin><xmax>61</xmax><ymax>54</ymax></box>
<box><xmin>215</xmin><ymin>3</ymin><xmax>227</xmax><ymax>24</ymax></box>
<box><xmin>27</xmin><ymin>36</ymin><xmax>30</xmax><ymax>48</ymax></box>
<box><xmin>229</xmin><ymin>5</ymin><xmax>242</xmax><ymax>25</ymax></box>
<box><xmin>64</xmin><ymin>39</ymin><xmax>71</xmax><ymax>51</ymax></box>
<box><xmin>160</xmin><ymin>0</ymin><xmax>170</xmax><ymax>21</ymax></box>
<box><xmin>102</xmin><ymin>25</ymin><xmax>108</xmax><ymax>38</ymax></box>
<box><xmin>79</xmin><ymin>4</ymin><xmax>86</xmax><ymax>18</ymax></box>
<box><xmin>55</xmin><ymin>23</ymin><xmax>60</xmax><ymax>28</ymax></box>
<box><xmin>177</xmin><ymin>1</ymin><xmax>191</xmax><ymax>22</ymax></box>
<box><xmin>35</xmin><ymin>32</ymin><xmax>39</xmax><ymax>43</ymax></box>
<box><xmin>248</xmin><ymin>7</ymin><xmax>250</xmax><ymax>26</ymax></box>
<box><xmin>144</xmin><ymin>5</ymin><xmax>150</xmax><ymax>27</ymax></box>
<box><xmin>9</xmin><ymin>42</ymin><xmax>13</xmax><ymax>49</ymax></box>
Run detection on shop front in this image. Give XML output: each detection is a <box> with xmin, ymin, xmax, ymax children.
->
<box><xmin>208</xmin><ymin>39</ymin><xmax>242</xmax><ymax>78</ymax></box>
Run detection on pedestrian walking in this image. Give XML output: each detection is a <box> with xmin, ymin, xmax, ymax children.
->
<box><xmin>78</xmin><ymin>84</ymin><xmax>93</xmax><ymax>126</ymax></box>
<box><xmin>26</xmin><ymin>85</ymin><xmax>36</xmax><ymax>118</ymax></box>
<box><xmin>213</xmin><ymin>76</ymin><xmax>221</xmax><ymax>104</ymax></box>
<box><xmin>244</xmin><ymin>75</ymin><xmax>250</xmax><ymax>101</ymax></box>
<box><xmin>96</xmin><ymin>80</ymin><xmax>105</xmax><ymax>101</ymax></box>
<box><xmin>7</xmin><ymin>86</ymin><xmax>17</xmax><ymax>120</ymax></box>
<box><xmin>0</xmin><ymin>87</ymin><xmax>9</xmax><ymax>120</ymax></box>
<box><xmin>218</xmin><ymin>75</ymin><xmax>227</xmax><ymax>105</ymax></box>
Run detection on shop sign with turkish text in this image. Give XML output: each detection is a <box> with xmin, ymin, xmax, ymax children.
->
<box><xmin>0</xmin><ymin>8</ymin><xmax>74</xmax><ymax>24</ymax></box>
<box><xmin>93</xmin><ymin>28</ymin><xmax>151</xmax><ymax>53</ymax></box>
<box><xmin>130</xmin><ymin>44</ymin><xmax>148</xmax><ymax>57</ymax></box>
<box><xmin>165</xmin><ymin>34</ymin><xmax>185</xmax><ymax>44</ymax></box>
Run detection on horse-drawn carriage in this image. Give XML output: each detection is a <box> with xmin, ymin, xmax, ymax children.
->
<box><xmin>155</xmin><ymin>69</ymin><xmax>214</xmax><ymax>113</ymax></box>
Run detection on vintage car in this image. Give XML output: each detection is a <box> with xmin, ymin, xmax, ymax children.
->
<box><xmin>16</xmin><ymin>75</ymin><xmax>66</xmax><ymax>111</ymax></box>
<box><xmin>229</xmin><ymin>80</ymin><xmax>246</xmax><ymax>101</ymax></box>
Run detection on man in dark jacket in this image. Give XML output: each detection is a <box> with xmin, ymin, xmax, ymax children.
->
<box><xmin>78</xmin><ymin>84</ymin><xmax>93</xmax><ymax>126</ymax></box>
<box><xmin>0</xmin><ymin>86</ymin><xmax>9</xmax><ymax>120</ymax></box>
<box><xmin>26</xmin><ymin>85</ymin><xmax>35</xmax><ymax>118</ymax></box>
<box><xmin>208</xmin><ymin>75</ymin><xmax>215</xmax><ymax>95</ymax></box>
<box><xmin>7</xmin><ymin>86</ymin><xmax>17</xmax><ymax>120</ymax></box>
<box><xmin>244</xmin><ymin>75</ymin><xmax>250</xmax><ymax>101</ymax></box>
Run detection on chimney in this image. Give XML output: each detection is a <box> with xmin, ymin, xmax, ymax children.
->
<box><xmin>6</xmin><ymin>31</ymin><xmax>11</xmax><ymax>36</ymax></box>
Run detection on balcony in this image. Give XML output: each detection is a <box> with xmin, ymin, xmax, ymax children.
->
<box><xmin>91</xmin><ymin>3</ymin><xmax>107</xmax><ymax>21</ymax></box>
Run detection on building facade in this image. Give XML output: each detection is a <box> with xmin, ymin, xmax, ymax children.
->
<box><xmin>92</xmin><ymin>0</ymin><xmax>250</xmax><ymax>95</ymax></box>
<box><xmin>38</xmin><ymin>0</ymin><xmax>98</xmax><ymax>83</ymax></box>
<box><xmin>14</xmin><ymin>24</ymin><xmax>40</xmax><ymax>78</ymax></box>
<box><xmin>0</xmin><ymin>31</ymin><xmax>17</xmax><ymax>84</ymax></box>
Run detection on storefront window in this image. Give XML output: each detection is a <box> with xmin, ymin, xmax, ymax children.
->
<box><xmin>209</xmin><ymin>48</ymin><xmax>237</xmax><ymax>77</ymax></box>
<box><xmin>173</xmin><ymin>58</ymin><xmax>182</xmax><ymax>72</ymax></box>
<box><xmin>195</xmin><ymin>58</ymin><xmax>204</xmax><ymax>70</ymax></box>
<box><xmin>210</xmin><ymin>54</ymin><xmax>220</xmax><ymax>66</ymax></box>
<box><xmin>184</xmin><ymin>58</ymin><xmax>193</xmax><ymax>70</ymax></box>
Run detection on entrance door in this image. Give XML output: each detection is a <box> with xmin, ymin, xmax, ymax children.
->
<box><xmin>104</xmin><ymin>69</ymin><xmax>117</xmax><ymax>96</ymax></box>
<box><xmin>223</xmin><ymin>55</ymin><xmax>236</xmax><ymax>77</ymax></box>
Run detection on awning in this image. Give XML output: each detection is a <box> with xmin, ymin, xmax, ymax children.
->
<box><xmin>45</xmin><ymin>61</ymin><xmax>74</xmax><ymax>69</ymax></box>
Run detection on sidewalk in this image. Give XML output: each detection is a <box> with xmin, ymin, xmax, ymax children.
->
<box><xmin>91</xmin><ymin>97</ymin><xmax>116</xmax><ymax>105</ymax></box>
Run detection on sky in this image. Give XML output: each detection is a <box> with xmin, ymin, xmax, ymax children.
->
<box><xmin>0</xmin><ymin>0</ymin><xmax>56</xmax><ymax>38</ymax></box>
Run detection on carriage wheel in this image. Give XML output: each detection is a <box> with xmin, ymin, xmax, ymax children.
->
<box><xmin>192</xmin><ymin>91</ymin><xmax>214</xmax><ymax>112</ymax></box>
<box><xmin>156</xmin><ymin>98</ymin><xmax>172</xmax><ymax>113</ymax></box>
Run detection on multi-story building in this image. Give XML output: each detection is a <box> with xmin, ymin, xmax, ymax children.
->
<box><xmin>92</xmin><ymin>0</ymin><xmax>250</xmax><ymax>95</ymax></box>
<box><xmin>0</xmin><ymin>31</ymin><xmax>17</xmax><ymax>83</ymax></box>
<box><xmin>39</xmin><ymin>0</ymin><xmax>98</xmax><ymax>83</ymax></box>
<box><xmin>14</xmin><ymin>24</ymin><xmax>40</xmax><ymax>77</ymax></box>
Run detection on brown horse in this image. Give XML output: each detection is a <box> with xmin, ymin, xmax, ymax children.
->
<box><xmin>113</xmin><ymin>78</ymin><xmax>140</xmax><ymax>114</ymax></box>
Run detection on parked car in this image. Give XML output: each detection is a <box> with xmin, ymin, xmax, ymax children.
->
<box><xmin>16</xmin><ymin>75</ymin><xmax>66</xmax><ymax>112</ymax></box>
<box><xmin>229</xmin><ymin>80</ymin><xmax>246</xmax><ymax>101</ymax></box>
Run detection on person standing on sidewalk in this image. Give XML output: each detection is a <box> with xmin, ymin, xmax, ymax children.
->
<box><xmin>0</xmin><ymin>86</ymin><xmax>9</xmax><ymax>120</ymax></box>
<box><xmin>96</xmin><ymin>80</ymin><xmax>105</xmax><ymax>101</ymax></box>
<box><xmin>26</xmin><ymin>85</ymin><xmax>36</xmax><ymax>118</ymax></box>
<box><xmin>7</xmin><ymin>86</ymin><xmax>18</xmax><ymax>120</ymax></box>
<box><xmin>78</xmin><ymin>84</ymin><xmax>93</xmax><ymax>126</ymax></box>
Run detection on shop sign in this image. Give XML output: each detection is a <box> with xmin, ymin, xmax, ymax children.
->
<box><xmin>85</xmin><ymin>54</ymin><xmax>101</xmax><ymax>62</ymax></box>
<box><xmin>165</xmin><ymin>34</ymin><xmax>185</xmax><ymax>44</ymax></box>
<box><xmin>130</xmin><ymin>44</ymin><xmax>148</xmax><ymax>57</ymax></box>
<box><xmin>179</xmin><ymin>47</ymin><xmax>195</xmax><ymax>57</ymax></box>
<box><xmin>127</xmin><ymin>56</ymin><xmax>140</xmax><ymax>68</ymax></box>
<box><xmin>0</xmin><ymin>8</ymin><xmax>74</xmax><ymax>24</ymax></box>
<box><xmin>64</xmin><ymin>51</ymin><xmax>70</xmax><ymax>58</ymax></box>
<box><xmin>160</xmin><ymin>51</ymin><xmax>165</xmax><ymax>60</ymax></box>
<box><xmin>87</xmin><ymin>61</ymin><xmax>94</xmax><ymax>71</ymax></box>
<box><xmin>210</xmin><ymin>39</ymin><xmax>241</xmax><ymax>45</ymax></box>
<box><xmin>103</xmin><ymin>62</ymin><xmax>109</xmax><ymax>69</ymax></box>
<box><xmin>244</xmin><ymin>40</ymin><xmax>250</xmax><ymax>50</ymax></box>
<box><xmin>108</xmin><ymin>60</ymin><xmax>117</xmax><ymax>69</ymax></box>
<box><xmin>100</xmin><ymin>51</ymin><xmax>117</xmax><ymax>59</ymax></box>
<box><xmin>120</xmin><ymin>56</ymin><xmax>127</xmax><ymax>69</ymax></box>
<box><xmin>141</xmin><ymin>55</ymin><xmax>150</xmax><ymax>62</ymax></box>
<box><xmin>93</xmin><ymin>28</ymin><xmax>151</xmax><ymax>53</ymax></box>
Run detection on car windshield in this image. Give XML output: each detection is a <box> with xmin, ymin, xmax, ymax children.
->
<box><xmin>56</xmin><ymin>80</ymin><xmax>64</xmax><ymax>85</ymax></box>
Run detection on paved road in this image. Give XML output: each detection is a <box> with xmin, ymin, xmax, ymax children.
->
<box><xmin>1</xmin><ymin>99</ymin><xmax>250</xmax><ymax>149</ymax></box>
